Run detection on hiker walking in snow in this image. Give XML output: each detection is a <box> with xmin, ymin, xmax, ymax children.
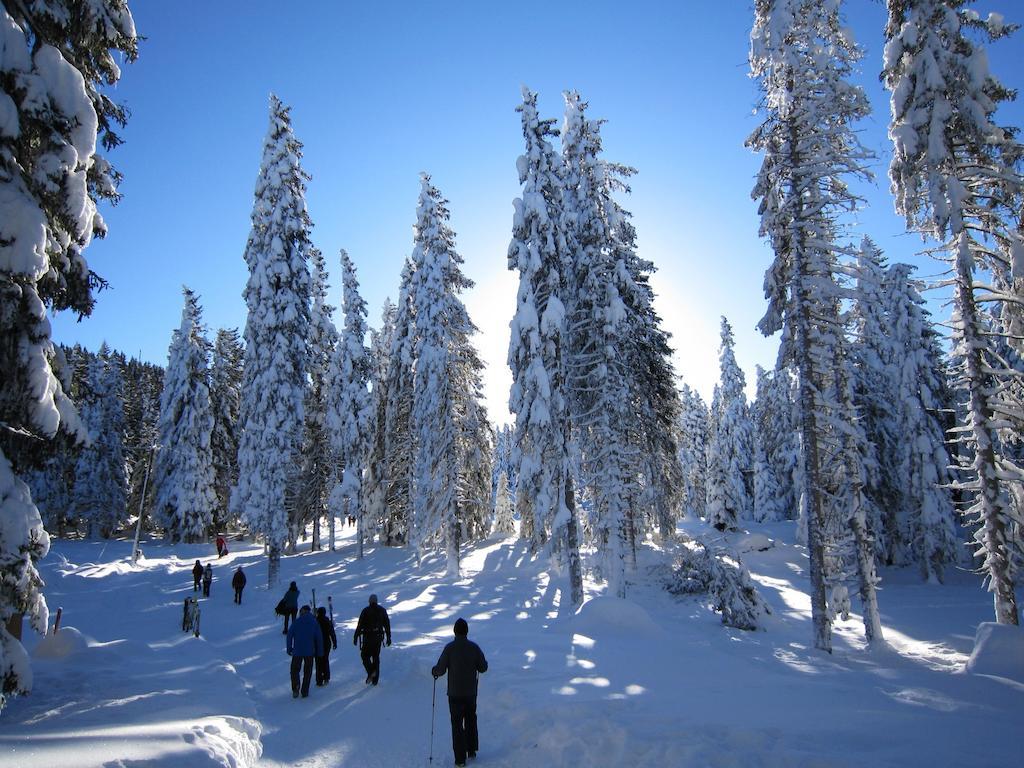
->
<box><xmin>432</xmin><ymin>618</ymin><xmax>488</xmax><ymax>768</ymax></box>
<box><xmin>232</xmin><ymin>566</ymin><xmax>246</xmax><ymax>604</ymax></box>
<box><xmin>191</xmin><ymin>560</ymin><xmax>203</xmax><ymax>591</ymax></box>
<box><xmin>286</xmin><ymin>605</ymin><xmax>323</xmax><ymax>699</ymax></box>
<box><xmin>315</xmin><ymin>606</ymin><xmax>338</xmax><ymax>686</ymax></box>
<box><xmin>216</xmin><ymin>534</ymin><xmax>226</xmax><ymax>557</ymax></box>
<box><xmin>353</xmin><ymin>593</ymin><xmax>391</xmax><ymax>685</ymax></box>
<box><xmin>277</xmin><ymin>581</ymin><xmax>300</xmax><ymax>634</ymax></box>
<box><xmin>202</xmin><ymin>563</ymin><xmax>213</xmax><ymax>597</ymax></box>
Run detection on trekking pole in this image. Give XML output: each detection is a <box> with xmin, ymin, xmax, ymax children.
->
<box><xmin>428</xmin><ymin>675</ymin><xmax>436</xmax><ymax>764</ymax></box>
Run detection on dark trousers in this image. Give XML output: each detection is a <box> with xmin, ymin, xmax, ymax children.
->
<box><xmin>193</xmin><ymin>577</ymin><xmax>201</xmax><ymax>591</ymax></box>
<box><xmin>448</xmin><ymin>695</ymin><xmax>479</xmax><ymax>764</ymax></box>
<box><xmin>360</xmin><ymin>639</ymin><xmax>382</xmax><ymax>683</ymax></box>
<box><xmin>283</xmin><ymin>609</ymin><xmax>297</xmax><ymax>633</ymax></box>
<box><xmin>234</xmin><ymin>587</ymin><xmax>243</xmax><ymax>604</ymax></box>
<box><xmin>202</xmin><ymin>581</ymin><xmax>211</xmax><ymax>597</ymax></box>
<box><xmin>315</xmin><ymin>653</ymin><xmax>331</xmax><ymax>685</ymax></box>
<box><xmin>290</xmin><ymin>655</ymin><xmax>314</xmax><ymax>696</ymax></box>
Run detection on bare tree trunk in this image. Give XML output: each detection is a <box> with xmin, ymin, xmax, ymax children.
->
<box><xmin>267</xmin><ymin>542</ymin><xmax>280</xmax><ymax>588</ymax></box>
<box><xmin>566</xmin><ymin>473</ymin><xmax>584</xmax><ymax>608</ymax></box>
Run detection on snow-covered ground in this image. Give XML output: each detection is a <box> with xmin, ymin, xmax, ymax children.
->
<box><xmin>1</xmin><ymin>519</ymin><xmax>1021</xmax><ymax>768</ymax></box>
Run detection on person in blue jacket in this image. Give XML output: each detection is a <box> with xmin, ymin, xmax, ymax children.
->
<box><xmin>286</xmin><ymin>605</ymin><xmax>323</xmax><ymax>698</ymax></box>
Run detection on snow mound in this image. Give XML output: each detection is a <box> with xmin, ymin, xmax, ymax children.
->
<box><xmin>965</xmin><ymin>623</ymin><xmax>1024</xmax><ymax>682</ymax></box>
<box><xmin>182</xmin><ymin>716</ymin><xmax>263</xmax><ymax>768</ymax></box>
<box><xmin>32</xmin><ymin>626</ymin><xmax>90</xmax><ymax>659</ymax></box>
<box><xmin>736</xmin><ymin>533</ymin><xmax>774</xmax><ymax>553</ymax></box>
<box><xmin>572</xmin><ymin>596</ymin><xmax>661</xmax><ymax>637</ymax></box>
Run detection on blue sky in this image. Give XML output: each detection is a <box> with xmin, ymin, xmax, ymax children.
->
<box><xmin>52</xmin><ymin>1</ymin><xmax>1024</xmax><ymax>424</ymax></box>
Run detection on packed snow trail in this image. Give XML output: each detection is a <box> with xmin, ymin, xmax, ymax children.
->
<box><xmin>2</xmin><ymin>520</ymin><xmax>1022</xmax><ymax>767</ymax></box>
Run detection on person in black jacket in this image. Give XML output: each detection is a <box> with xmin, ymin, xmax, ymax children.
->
<box><xmin>231</xmin><ymin>566</ymin><xmax>246</xmax><ymax>604</ymax></box>
<box><xmin>432</xmin><ymin>618</ymin><xmax>488</xmax><ymax>767</ymax></box>
<box><xmin>352</xmin><ymin>593</ymin><xmax>391</xmax><ymax>685</ymax></box>
<box><xmin>191</xmin><ymin>560</ymin><xmax>203</xmax><ymax>591</ymax></box>
<box><xmin>315</xmin><ymin>606</ymin><xmax>338</xmax><ymax>686</ymax></box>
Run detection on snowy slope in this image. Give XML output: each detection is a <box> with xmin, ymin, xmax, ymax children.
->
<box><xmin>1</xmin><ymin>520</ymin><xmax>1021</xmax><ymax>768</ymax></box>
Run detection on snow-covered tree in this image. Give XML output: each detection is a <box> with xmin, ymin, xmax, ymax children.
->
<box><xmin>884</xmin><ymin>0</ymin><xmax>1023</xmax><ymax>625</ymax></box>
<box><xmin>678</xmin><ymin>384</ymin><xmax>710</xmax><ymax>519</ymax></box>
<box><xmin>0</xmin><ymin>0</ymin><xmax>137</xmax><ymax>707</ymax></box>
<box><xmin>210</xmin><ymin>328</ymin><xmax>243</xmax><ymax>532</ymax></box>
<box><xmin>452</xmin><ymin>335</ymin><xmax>493</xmax><ymax>544</ymax></box>
<box><xmin>122</xmin><ymin>355</ymin><xmax>163</xmax><ymax>534</ymax></box>
<box><xmin>381</xmin><ymin>260</ymin><xmax>417</xmax><ymax>547</ymax></box>
<box><xmin>328</xmin><ymin>250</ymin><xmax>372</xmax><ymax>557</ymax></box>
<box><xmin>71</xmin><ymin>346</ymin><xmax>128</xmax><ymax>539</ymax></box>
<box><xmin>491</xmin><ymin>424</ymin><xmax>516</xmax><ymax>512</ymax></box>
<box><xmin>231</xmin><ymin>95</ymin><xmax>312</xmax><ymax>587</ymax></box>
<box><xmin>887</xmin><ymin>263</ymin><xmax>960</xmax><ymax>581</ymax></box>
<box><xmin>562</xmin><ymin>90</ymin><xmax>635</xmax><ymax>590</ymax></box>
<box><xmin>849</xmin><ymin>237</ymin><xmax>895</xmax><ymax>558</ymax></box>
<box><xmin>363</xmin><ymin>298</ymin><xmax>397</xmax><ymax>543</ymax></box>
<box><xmin>507</xmin><ymin>87</ymin><xmax>582</xmax><ymax>604</ymax></box>
<box><xmin>752</xmin><ymin>440</ymin><xmax>784</xmax><ymax>523</ymax></box>
<box><xmin>492</xmin><ymin>469</ymin><xmax>515</xmax><ymax>535</ymax></box>
<box><xmin>705</xmin><ymin>318</ymin><xmax>755</xmax><ymax>531</ymax></box>
<box><xmin>748</xmin><ymin>0</ymin><xmax>875</xmax><ymax>651</ymax></box>
<box><xmin>295</xmin><ymin>247</ymin><xmax>337</xmax><ymax>552</ymax></box>
<box><xmin>152</xmin><ymin>288</ymin><xmax>216</xmax><ymax>544</ymax></box>
<box><xmin>751</xmin><ymin>365</ymin><xmax>798</xmax><ymax>520</ymax></box>
<box><xmin>410</xmin><ymin>174</ymin><xmax>470</xmax><ymax>574</ymax></box>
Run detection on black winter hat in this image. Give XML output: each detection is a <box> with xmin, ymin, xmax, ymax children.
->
<box><xmin>454</xmin><ymin>618</ymin><xmax>468</xmax><ymax>636</ymax></box>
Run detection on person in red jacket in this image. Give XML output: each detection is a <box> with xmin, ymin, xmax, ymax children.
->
<box><xmin>432</xmin><ymin>618</ymin><xmax>488</xmax><ymax>767</ymax></box>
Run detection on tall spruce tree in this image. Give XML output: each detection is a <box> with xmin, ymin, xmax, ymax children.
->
<box><xmin>210</xmin><ymin>328</ymin><xmax>243</xmax><ymax>532</ymax></box>
<box><xmin>0</xmin><ymin>0</ymin><xmax>137</xmax><ymax>706</ymax></box>
<box><xmin>705</xmin><ymin>318</ymin><xmax>755</xmax><ymax>531</ymax></box>
<box><xmin>407</xmin><ymin>173</ymin><xmax>483</xmax><ymax>573</ymax></box>
<box><xmin>678</xmin><ymin>384</ymin><xmax>710</xmax><ymax>519</ymax></box>
<box><xmin>72</xmin><ymin>346</ymin><xmax>128</xmax><ymax>539</ymax></box>
<box><xmin>153</xmin><ymin>288</ymin><xmax>216</xmax><ymax>544</ymax></box>
<box><xmin>883</xmin><ymin>0</ymin><xmax>1023</xmax><ymax>625</ymax></box>
<box><xmin>748</xmin><ymin>0</ymin><xmax>875</xmax><ymax>651</ymax></box>
<box><xmin>752</xmin><ymin>365</ymin><xmax>798</xmax><ymax>520</ymax></box>
<box><xmin>562</xmin><ymin>90</ymin><xmax>635</xmax><ymax>590</ymax></box>
<box><xmin>887</xmin><ymin>263</ymin><xmax>960</xmax><ymax>581</ymax></box>
<box><xmin>850</xmin><ymin>238</ymin><xmax>895</xmax><ymax>560</ymax></box>
<box><xmin>381</xmin><ymin>260</ymin><xmax>417</xmax><ymax>547</ymax></box>
<box><xmin>507</xmin><ymin>87</ymin><xmax>583</xmax><ymax>604</ymax></box>
<box><xmin>410</xmin><ymin>175</ymin><xmax>472</xmax><ymax>574</ymax></box>
<box><xmin>299</xmin><ymin>247</ymin><xmax>337</xmax><ymax>551</ymax></box>
<box><xmin>232</xmin><ymin>95</ymin><xmax>312</xmax><ymax>587</ymax></box>
<box><xmin>363</xmin><ymin>298</ymin><xmax>397</xmax><ymax>543</ymax></box>
<box><xmin>493</xmin><ymin>469</ymin><xmax>515</xmax><ymax>535</ymax></box>
<box><xmin>328</xmin><ymin>250</ymin><xmax>372</xmax><ymax>558</ymax></box>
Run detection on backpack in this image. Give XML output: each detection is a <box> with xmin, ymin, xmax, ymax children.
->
<box><xmin>275</xmin><ymin>599</ymin><xmax>288</xmax><ymax>616</ymax></box>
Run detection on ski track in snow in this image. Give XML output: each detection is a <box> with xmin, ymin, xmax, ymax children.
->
<box><xmin>1</xmin><ymin>520</ymin><xmax>1022</xmax><ymax>768</ymax></box>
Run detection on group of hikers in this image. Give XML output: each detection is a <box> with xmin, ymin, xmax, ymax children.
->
<box><xmin>278</xmin><ymin>583</ymin><xmax>488</xmax><ymax>768</ymax></box>
<box><xmin>182</xmin><ymin>540</ymin><xmax>489</xmax><ymax>767</ymax></box>
<box><xmin>190</xmin><ymin>559</ymin><xmax>247</xmax><ymax>602</ymax></box>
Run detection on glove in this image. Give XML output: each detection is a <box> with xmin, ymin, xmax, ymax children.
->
<box><xmin>287</xmin><ymin>650</ymin><xmax>293</xmax><ymax>656</ymax></box>
<box><xmin>333</xmin><ymin>643</ymin><xmax>337</xmax><ymax>651</ymax></box>
<box><xmin>433</xmin><ymin>672</ymin><xmax>440</xmax><ymax>679</ymax></box>
<box><xmin>386</xmin><ymin>638</ymin><xmax>392</xmax><ymax>647</ymax></box>
<box><xmin>352</xmin><ymin>637</ymin><xmax>357</xmax><ymax>646</ymax></box>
